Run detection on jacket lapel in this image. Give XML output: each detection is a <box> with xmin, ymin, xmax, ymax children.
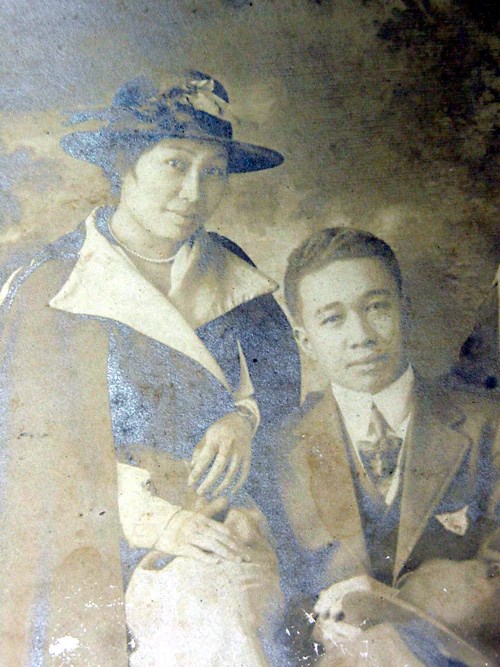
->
<box><xmin>394</xmin><ymin>385</ymin><xmax>471</xmax><ymax>579</ymax></box>
<box><xmin>49</xmin><ymin>213</ymin><xmax>232</xmax><ymax>393</ymax></box>
<box><xmin>304</xmin><ymin>391</ymin><xmax>370</xmax><ymax>577</ymax></box>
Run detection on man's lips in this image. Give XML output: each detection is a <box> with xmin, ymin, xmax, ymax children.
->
<box><xmin>164</xmin><ymin>208</ymin><xmax>198</xmax><ymax>221</ymax></box>
<box><xmin>347</xmin><ymin>354</ymin><xmax>388</xmax><ymax>368</ymax></box>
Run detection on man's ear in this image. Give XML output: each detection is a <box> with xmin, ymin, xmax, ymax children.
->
<box><xmin>401</xmin><ymin>291</ymin><xmax>413</xmax><ymax>338</ymax></box>
<box><xmin>294</xmin><ymin>326</ymin><xmax>316</xmax><ymax>359</ymax></box>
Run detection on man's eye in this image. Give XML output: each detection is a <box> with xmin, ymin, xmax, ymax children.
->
<box><xmin>321</xmin><ymin>314</ymin><xmax>343</xmax><ymax>326</ymax></box>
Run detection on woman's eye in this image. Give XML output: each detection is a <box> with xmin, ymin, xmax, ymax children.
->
<box><xmin>166</xmin><ymin>159</ymin><xmax>187</xmax><ymax>170</ymax></box>
<box><xmin>202</xmin><ymin>165</ymin><xmax>226</xmax><ymax>178</ymax></box>
<box><xmin>367</xmin><ymin>300</ymin><xmax>391</xmax><ymax>313</ymax></box>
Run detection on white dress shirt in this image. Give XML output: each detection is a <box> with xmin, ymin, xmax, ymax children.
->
<box><xmin>331</xmin><ymin>365</ymin><xmax>415</xmax><ymax>505</ymax></box>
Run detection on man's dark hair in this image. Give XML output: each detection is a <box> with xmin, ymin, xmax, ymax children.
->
<box><xmin>284</xmin><ymin>227</ymin><xmax>403</xmax><ymax>322</ymax></box>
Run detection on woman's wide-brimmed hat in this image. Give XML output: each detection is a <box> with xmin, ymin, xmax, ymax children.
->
<box><xmin>60</xmin><ymin>72</ymin><xmax>284</xmax><ymax>176</ymax></box>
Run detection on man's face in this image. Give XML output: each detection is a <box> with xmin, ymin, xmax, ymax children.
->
<box><xmin>120</xmin><ymin>138</ymin><xmax>228</xmax><ymax>244</ymax></box>
<box><xmin>296</xmin><ymin>257</ymin><xmax>406</xmax><ymax>394</ymax></box>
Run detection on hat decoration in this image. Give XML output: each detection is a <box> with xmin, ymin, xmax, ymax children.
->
<box><xmin>171</xmin><ymin>76</ymin><xmax>240</xmax><ymax>126</ymax></box>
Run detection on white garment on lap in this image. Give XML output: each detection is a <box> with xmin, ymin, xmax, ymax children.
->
<box><xmin>126</xmin><ymin>555</ymin><xmax>276</xmax><ymax>667</ymax></box>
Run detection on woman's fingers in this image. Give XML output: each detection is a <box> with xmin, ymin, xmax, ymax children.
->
<box><xmin>191</xmin><ymin>534</ymin><xmax>242</xmax><ymax>562</ymax></box>
<box><xmin>212</xmin><ymin>454</ymin><xmax>241</xmax><ymax>496</ymax></box>
<box><xmin>189</xmin><ymin>438</ymin><xmax>217</xmax><ymax>487</ymax></box>
<box><xmin>189</xmin><ymin>521</ymin><xmax>242</xmax><ymax>561</ymax></box>
<box><xmin>196</xmin><ymin>441</ymin><xmax>232</xmax><ymax>495</ymax></box>
<box><xmin>190</xmin><ymin>517</ymin><xmax>241</xmax><ymax>557</ymax></box>
<box><xmin>194</xmin><ymin>515</ymin><xmax>232</xmax><ymax>540</ymax></box>
<box><xmin>175</xmin><ymin>544</ymin><xmax>222</xmax><ymax>565</ymax></box>
<box><xmin>189</xmin><ymin>412</ymin><xmax>254</xmax><ymax>497</ymax></box>
<box><xmin>231</xmin><ymin>454</ymin><xmax>250</xmax><ymax>494</ymax></box>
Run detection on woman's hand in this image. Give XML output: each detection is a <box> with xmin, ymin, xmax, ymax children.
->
<box><xmin>188</xmin><ymin>411</ymin><xmax>254</xmax><ymax>497</ymax></box>
<box><xmin>155</xmin><ymin>508</ymin><xmax>243</xmax><ymax>564</ymax></box>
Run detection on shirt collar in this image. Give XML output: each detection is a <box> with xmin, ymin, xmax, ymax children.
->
<box><xmin>373</xmin><ymin>364</ymin><xmax>415</xmax><ymax>433</ymax></box>
<box><xmin>331</xmin><ymin>365</ymin><xmax>415</xmax><ymax>442</ymax></box>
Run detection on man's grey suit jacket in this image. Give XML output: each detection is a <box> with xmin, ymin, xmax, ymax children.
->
<box><xmin>279</xmin><ymin>381</ymin><xmax>499</xmax><ymax>591</ymax></box>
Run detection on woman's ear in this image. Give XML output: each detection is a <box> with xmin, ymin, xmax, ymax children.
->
<box><xmin>294</xmin><ymin>326</ymin><xmax>316</xmax><ymax>359</ymax></box>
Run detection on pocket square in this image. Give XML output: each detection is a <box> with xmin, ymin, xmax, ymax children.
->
<box><xmin>435</xmin><ymin>505</ymin><xmax>469</xmax><ymax>536</ymax></box>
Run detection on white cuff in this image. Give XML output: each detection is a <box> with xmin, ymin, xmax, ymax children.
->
<box><xmin>234</xmin><ymin>397</ymin><xmax>260</xmax><ymax>434</ymax></box>
<box><xmin>233</xmin><ymin>340</ymin><xmax>260</xmax><ymax>433</ymax></box>
<box><xmin>116</xmin><ymin>462</ymin><xmax>181</xmax><ymax>549</ymax></box>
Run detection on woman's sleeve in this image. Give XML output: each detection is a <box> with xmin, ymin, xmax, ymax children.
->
<box><xmin>234</xmin><ymin>293</ymin><xmax>301</xmax><ymax>427</ymax></box>
<box><xmin>204</xmin><ymin>232</ymin><xmax>301</xmax><ymax>425</ymax></box>
<box><xmin>116</xmin><ymin>462</ymin><xmax>182</xmax><ymax>549</ymax></box>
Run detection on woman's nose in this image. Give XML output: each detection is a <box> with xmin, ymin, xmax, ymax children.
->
<box><xmin>179</xmin><ymin>167</ymin><xmax>202</xmax><ymax>202</ymax></box>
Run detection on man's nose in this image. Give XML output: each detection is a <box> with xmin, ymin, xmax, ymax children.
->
<box><xmin>346</xmin><ymin>311</ymin><xmax>376</xmax><ymax>348</ymax></box>
<box><xmin>179</xmin><ymin>166</ymin><xmax>202</xmax><ymax>202</ymax></box>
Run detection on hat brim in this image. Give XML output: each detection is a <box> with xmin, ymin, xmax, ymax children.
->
<box><xmin>60</xmin><ymin>129</ymin><xmax>284</xmax><ymax>174</ymax></box>
<box><xmin>342</xmin><ymin>590</ymin><xmax>493</xmax><ymax>667</ymax></box>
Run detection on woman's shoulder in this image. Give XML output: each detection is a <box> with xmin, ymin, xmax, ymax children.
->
<box><xmin>0</xmin><ymin>224</ymin><xmax>85</xmax><ymax>314</ymax></box>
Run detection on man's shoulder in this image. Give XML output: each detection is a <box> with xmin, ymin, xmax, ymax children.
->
<box><xmin>284</xmin><ymin>390</ymin><xmax>326</xmax><ymax>426</ymax></box>
<box><xmin>417</xmin><ymin>378</ymin><xmax>498</xmax><ymax>433</ymax></box>
<box><xmin>278</xmin><ymin>390</ymin><xmax>335</xmax><ymax>456</ymax></box>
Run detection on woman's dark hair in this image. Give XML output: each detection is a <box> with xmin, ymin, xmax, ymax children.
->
<box><xmin>284</xmin><ymin>227</ymin><xmax>403</xmax><ymax>323</ymax></box>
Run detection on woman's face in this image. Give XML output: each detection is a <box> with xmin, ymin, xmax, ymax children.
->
<box><xmin>119</xmin><ymin>138</ymin><xmax>228</xmax><ymax>246</ymax></box>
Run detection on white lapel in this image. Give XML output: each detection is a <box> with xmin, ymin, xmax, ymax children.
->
<box><xmin>169</xmin><ymin>230</ymin><xmax>277</xmax><ymax>329</ymax></box>
<box><xmin>49</xmin><ymin>212</ymin><xmax>232</xmax><ymax>392</ymax></box>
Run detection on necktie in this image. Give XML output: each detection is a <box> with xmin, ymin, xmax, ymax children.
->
<box><xmin>357</xmin><ymin>403</ymin><xmax>402</xmax><ymax>497</ymax></box>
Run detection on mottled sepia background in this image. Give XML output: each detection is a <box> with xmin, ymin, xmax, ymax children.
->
<box><xmin>1</xmin><ymin>0</ymin><xmax>498</xmax><ymax>389</ymax></box>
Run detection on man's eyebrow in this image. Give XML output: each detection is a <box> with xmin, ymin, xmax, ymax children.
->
<box><xmin>315</xmin><ymin>302</ymin><xmax>342</xmax><ymax>317</ymax></box>
<box><xmin>365</xmin><ymin>288</ymin><xmax>393</xmax><ymax>298</ymax></box>
<box><xmin>314</xmin><ymin>289</ymin><xmax>394</xmax><ymax>317</ymax></box>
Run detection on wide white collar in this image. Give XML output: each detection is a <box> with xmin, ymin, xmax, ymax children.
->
<box><xmin>167</xmin><ymin>222</ymin><xmax>277</xmax><ymax>328</ymax></box>
<box><xmin>49</xmin><ymin>211</ymin><xmax>275</xmax><ymax>391</ymax></box>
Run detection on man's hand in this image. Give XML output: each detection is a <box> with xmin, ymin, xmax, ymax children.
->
<box><xmin>155</xmin><ymin>508</ymin><xmax>244</xmax><ymax>564</ymax></box>
<box><xmin>188</xmin><ymin>412</ymin><xmax>253</xmax><ymax>497</ymax></box>
<box><xmin>313</xmin><ymin>575</ymin><xmax>377</xmax><ymax>644</ymax></box>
